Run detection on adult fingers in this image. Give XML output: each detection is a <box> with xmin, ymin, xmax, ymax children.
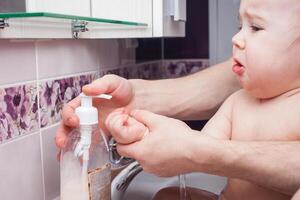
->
<box><xmin>55</xmin><ymin>123</ymin><xmax>72</xmax><ymax>149</ymax></box>
<box><xmin>106</xmin><ymin>111</ymin><xmax>148</xmax><ymax>144</ymax></box>
<box><xmin>61</xmin><ymin>97</ymin><xmax>80</xmax><ymax>127</ymax></box>
<box><xmin>82</xmin><ymin>75</ymin><xmax>132</xmax><ymax>104</ymax></box>
<box><xmin>56</xmin><ymin>150</ymin><xmax>61</xmax><ymax>162</ymax></box>
<box><xmin>130</xmin><ymin>110</ymin><xmax>165</xmax><ymax>129</ymax></box>
<box><xmin>83</xmin><ymin>74</ymin><xmax>122</xmax><ymax>95</ymax></box>
<box><xmin>117</xmin><ymin>143</ymin><xmax>141</xmax><ymax>159</ymax></box>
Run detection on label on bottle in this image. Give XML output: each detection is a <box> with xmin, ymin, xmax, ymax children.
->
<box><xmin>88</xmin><ymin>163</ymin><xmax>111</xmax><ymax>200</ymax></box>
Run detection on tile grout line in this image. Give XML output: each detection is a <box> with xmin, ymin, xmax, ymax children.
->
<box><xmin>0</xmin><ymin>59</ymin><xmax>209</xmax><ymax>90</ymax></box>
<box><xmin>35</xmin><ymin>42</ymin><xmax>46</xmax><ymax>200</ymax></box>
<box><xmin>0</xmin><ymin>69</ymin><xmax>99</xmax><ymax>90</ymax></box>
<box><xmin>0</xmin><ymin>131</ymin><xmax>41</xmax><ymax>146</ymax></box>
<box><xmin>0</xmin><ymin>80</ymin><xmax>37</xmax><ymax>90</ymax></box>
<box><xmin>40</xmin><ymin>122</ymin><xmax>61</xmax><ymax>131</ymax></box>
<box><xmin>39</xmin><ymin>69</ymin><xmax>99</xmax><ymax>83</ymax></box>
<box><xmin>99</xmin><ymin>60</ymin><xmax>162</xmax><ymax>72</ymax></box>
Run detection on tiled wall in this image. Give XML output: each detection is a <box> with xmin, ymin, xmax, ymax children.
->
<box><xmin>0</xmin><ymin>39</ymin><xmax>209</xmax><ymax>200</ymax></box>
<box><xmin>0</xmin><ymin>39</ymin><xmax>107</xmax><ymax>200</ymax></box>
<box><xmin>100</xmin><ymin>59</ymin><xmax>209</xmax><ymax>80</ymax></box>
<box><xmin>0</xmin><ymin>40</ymin><xmax>97</xmax><ymax>200</ymax></box>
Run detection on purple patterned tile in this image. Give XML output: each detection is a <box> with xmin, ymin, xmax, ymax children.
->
<box><xmin>101</xmin><ymin>67</ymin><xmax>138</xmax><ymax>79</ymax></box>
<box><xmin>100</xmin><ymin>61</ymin><xmax>164</xmax><ymax>80</ymax></box>
<box><xmin>100</xmin><ymin>59</ymin><xmax>209</xmax><ymax>80</ymax></box>
<box><xmin>103</xmin><ymin>69</ymin><xmax>122</xmax><ymax>77</ymax></box>
<box><xmin>137</xmin><ymin>62</ymin><xmax>165</xmax><ymax>80</ymax></box>
<box><xmin>39</xmin><ymin>73</ymin><xmax>96</xmax><ymax>128</ymax></box>
<box><xmin>164</xmin><ymin>59</ymin><xmax>209</xmax><ymax>78</ymax></box>
<box><xmin>0</xmin><ymin>83</ymin><xmax>38</xmax><ymax>143</ymax></box>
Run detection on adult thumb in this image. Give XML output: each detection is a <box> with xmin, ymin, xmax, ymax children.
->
<box><xmin>117</xmin><ymin>143</ymin><xmax>140</xmax><ymax>159</ymax></box>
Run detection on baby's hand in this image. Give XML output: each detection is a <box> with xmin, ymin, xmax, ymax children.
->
<box><xmin>105</xmin><ymin>108</ymin><xmax>148</xmax><ymax>144</ymax></box>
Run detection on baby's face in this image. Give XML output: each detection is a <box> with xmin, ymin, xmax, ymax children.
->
<box><xmin>232</xmin><ymin>0</ymin><xmax>300</xmax><ymax>99</ymax></box>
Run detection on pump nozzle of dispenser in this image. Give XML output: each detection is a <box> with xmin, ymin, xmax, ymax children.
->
<box><xmin>74</xmin><ymin>93</ymin><xmax>112</xmax><ymax>159</ymax></box>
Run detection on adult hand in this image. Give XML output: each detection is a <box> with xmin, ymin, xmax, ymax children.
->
<box><xmin>106</xmin><ymin>109</ymin><xmax>197</xmax><ymax>177</ymax></box>
<box><xmin>55</xmin><ymin>74</ymin><xmax>135</xmax><ymax>149</ymax></box>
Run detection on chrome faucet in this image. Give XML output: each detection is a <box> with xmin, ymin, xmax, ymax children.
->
<box><xmin>109</xmin><ymin>139</ymin><xmax>143</xmax><ymax>200</ymax></box>
<box><xmin>109</xmin><ymin>139</ymin><xmax>135</xmax><ymax>166</ymax></box>
<box><xmin>111</xmin><ymin>161</ymin><xmax>143</xmax><ymax>200</ymax></box>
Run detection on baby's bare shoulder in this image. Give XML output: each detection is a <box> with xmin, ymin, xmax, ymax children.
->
<box><xmin>232</xmin><ymin>90</ymin><xmax>300</xmax><ymax>141</ymax></box>
<box><xmin>268</xmin><ymin>92</ymin><xmax>300</xmax><ymax>140</ymax></box>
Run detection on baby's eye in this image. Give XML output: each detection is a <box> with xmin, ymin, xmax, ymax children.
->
<box><xmin>238</xmin><ymin>24</ymin><xmax>242</xmax><ymax>31</ymax></box>
<box><xmin>250</xmin><ymin>25</ymin><xmax>263</xmax><ymax>32</ymax></box>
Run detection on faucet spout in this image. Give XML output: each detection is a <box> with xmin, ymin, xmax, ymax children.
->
<box><xmin>111</xmin><ymin>161</ymin><xmax>143</xmax><ymax>200</ymax></box>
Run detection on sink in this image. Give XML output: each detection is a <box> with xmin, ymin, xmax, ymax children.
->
<box><xmin>123</xmin><ymin>172</ymin><xmax>227</xmax><ymax>200</ymax></box>
<box><xmin>57</xmin><ymin>160</ymin><xmax>227</xmax><ymax>200</ymax></box>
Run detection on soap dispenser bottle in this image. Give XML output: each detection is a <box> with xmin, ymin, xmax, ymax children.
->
<box><xmin>60</xmin><ymin>93</ymin><xmax>112</xmax><ymax>200</ymax></box>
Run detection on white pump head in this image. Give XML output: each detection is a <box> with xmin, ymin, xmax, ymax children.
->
<box><xmin>75</xmin><ymin>93</ymin><xmax>112</xmax><ymax>125</ymax></box>
<box><xmin>74</xmin><ymin>93</ymin><xmax>112</xmax><ymax>159</ymax></box>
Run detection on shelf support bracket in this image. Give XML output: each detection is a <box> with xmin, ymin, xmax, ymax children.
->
<box><xmin>71</xmin><ymin>20</ymin><xmax>88</xmax><ymax>39</ymax></box>
<box><xmin>0</xmin><ymin>19</ymin><xmax>9</xmax><ymax>29</ymax></box>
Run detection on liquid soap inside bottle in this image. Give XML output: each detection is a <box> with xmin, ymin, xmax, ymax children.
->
<box><xmin>60</xmin><ymin>124</ymin><xmax>111</xmax><ymax>200</ymax></box>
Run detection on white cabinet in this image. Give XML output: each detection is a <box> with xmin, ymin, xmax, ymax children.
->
<box><xmin>0</xmin><ymin>0</ymin><xmax>186</xmax><ymax>39</ymax></box>
<box><xmin>91</xmin><ymin>0</ymin><xmax>186</xmax><ymax>38</ymax></box>
<box><xmin>152</xmin><ymin>0</ymin><xmax>186</xmax><ymax>37</ymax></box>
<box><xmin>90</xmin><ymin>0</ymin><xmax>153</xmax><ymax>38</ymax></box>
<box><xmin>91</xmin><ymin>0</ymin><xmax>151</xmax><ymax>24</ymax></box>
<box><xmin>0</xmin><ymin>0</ymin><xmax>90</xmax><ymax>16</ymax></box>
<box><xmin>26</xmin><ymin>0</ymin><xmax>90</xmax><ymax>16</ymax></box>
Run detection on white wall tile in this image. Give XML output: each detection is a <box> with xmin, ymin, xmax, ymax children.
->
<box><xmin>98</xmin><ymin>39</ymin><xmax>136</xmax><ymax>70</ymax></box>
<box><xmin>0</xmin><ymin>40</ymin><xmax>36</xmax><ymax>85</ymax></box>
<box><xmin>0</xmin><ymin>133</ymin><xmax>44</xmax><ymax>200</ymax></box>
<box><xmin>98</xmin><ymin>40</ymin><xmax>120</xmax><ymax>70</ymax></box>
<box><xmin>41</xmin><ymin>124</ymin><xmax>60</xmax><ymax>200</ymax></box>
<box><xmin>36</xmin><ymin>40</ymin><xmax>100</xmax><ymax>79</ymax></box>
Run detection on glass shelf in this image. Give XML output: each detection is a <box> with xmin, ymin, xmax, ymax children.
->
<box><xmin>0</xmin><ymin>12</ymin><xmax>148</xmax><ymax>39</ymax></box>
<box><xmin>0</xmin><ymin>12</ymin><xmax>147</xmax><ymax>26</ymax></box>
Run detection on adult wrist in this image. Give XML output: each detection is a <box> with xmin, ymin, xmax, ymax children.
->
<box><xmin>186</xmin><ymin>131</ymin><xmax>238</xmax><ymax>175</ymax></box>
<box><xmin>128</xmin><ymin>79</ymin><xmax>148</xmax><ymax>110</ymax></box>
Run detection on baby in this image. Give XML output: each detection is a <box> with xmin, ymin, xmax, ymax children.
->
<box><xmin>107</xmin><ymin>0</ymin><xmax>300</xmax><ymax>199</ymax></box>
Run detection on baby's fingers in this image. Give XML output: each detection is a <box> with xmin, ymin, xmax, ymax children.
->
<box><xmin>106</xmin><ymin>113</ymin><xmax>148</xmax><ymax>144</ymax></box>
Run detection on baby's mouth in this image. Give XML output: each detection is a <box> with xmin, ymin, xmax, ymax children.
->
<box><xmin>232</xmin><ymin>59</ymin><xmax>245</xmax><ymax>76</ymax></box>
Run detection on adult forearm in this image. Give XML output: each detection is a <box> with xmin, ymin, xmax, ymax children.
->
<box><xmin>227</xmin><ymin>141</ymin><xmax>300</xmax><ymax>195</ymax></box>
<box><xmin>190</xmin><ymin>134</ymin><xmax>300</xmax><ymax>195</ymax></box>
<box><xmin>129</xmin><ymin>59</ymin><xmax>239</xmax><ymax>120</ymax></box>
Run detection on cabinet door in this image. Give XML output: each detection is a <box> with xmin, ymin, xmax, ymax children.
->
<box><xmin>26</xmin><ymin>0</ymin><xmax>91</xmax><ymax>16</ymax></box>
<box><xmin>91</xmin><ymin>0</ymin><xmax>152</xmax><ymax>24</ymax></box>
<box><xmin>152</xmin><ymin>0</ymin><xmax>186</xmax><ymax>37</ymax></box>
<box><xmin>90</xmin><ymin>0</ymin><xmax>152</xmax><ymax>38</ymax></box>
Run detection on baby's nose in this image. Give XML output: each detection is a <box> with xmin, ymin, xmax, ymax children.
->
<box><xmin>232</xmin><ymin>31</ymin><xmax>245</xmax><ymax>49</ymax></box>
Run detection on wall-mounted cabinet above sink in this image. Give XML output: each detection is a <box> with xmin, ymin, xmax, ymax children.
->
<box><xmin>0</xmin><ymin>0</ymin><xmax>91</xmax><ymax>16</ymax></box>
<box><xmin>0</xmin><ymin>0</ymin><xmax>186</xmax><ymax>39</ymax></box>
<box><xmin>0</xmin><ymin>12</ymin><xmax>149</xmax><ymax>39</ymax></box>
